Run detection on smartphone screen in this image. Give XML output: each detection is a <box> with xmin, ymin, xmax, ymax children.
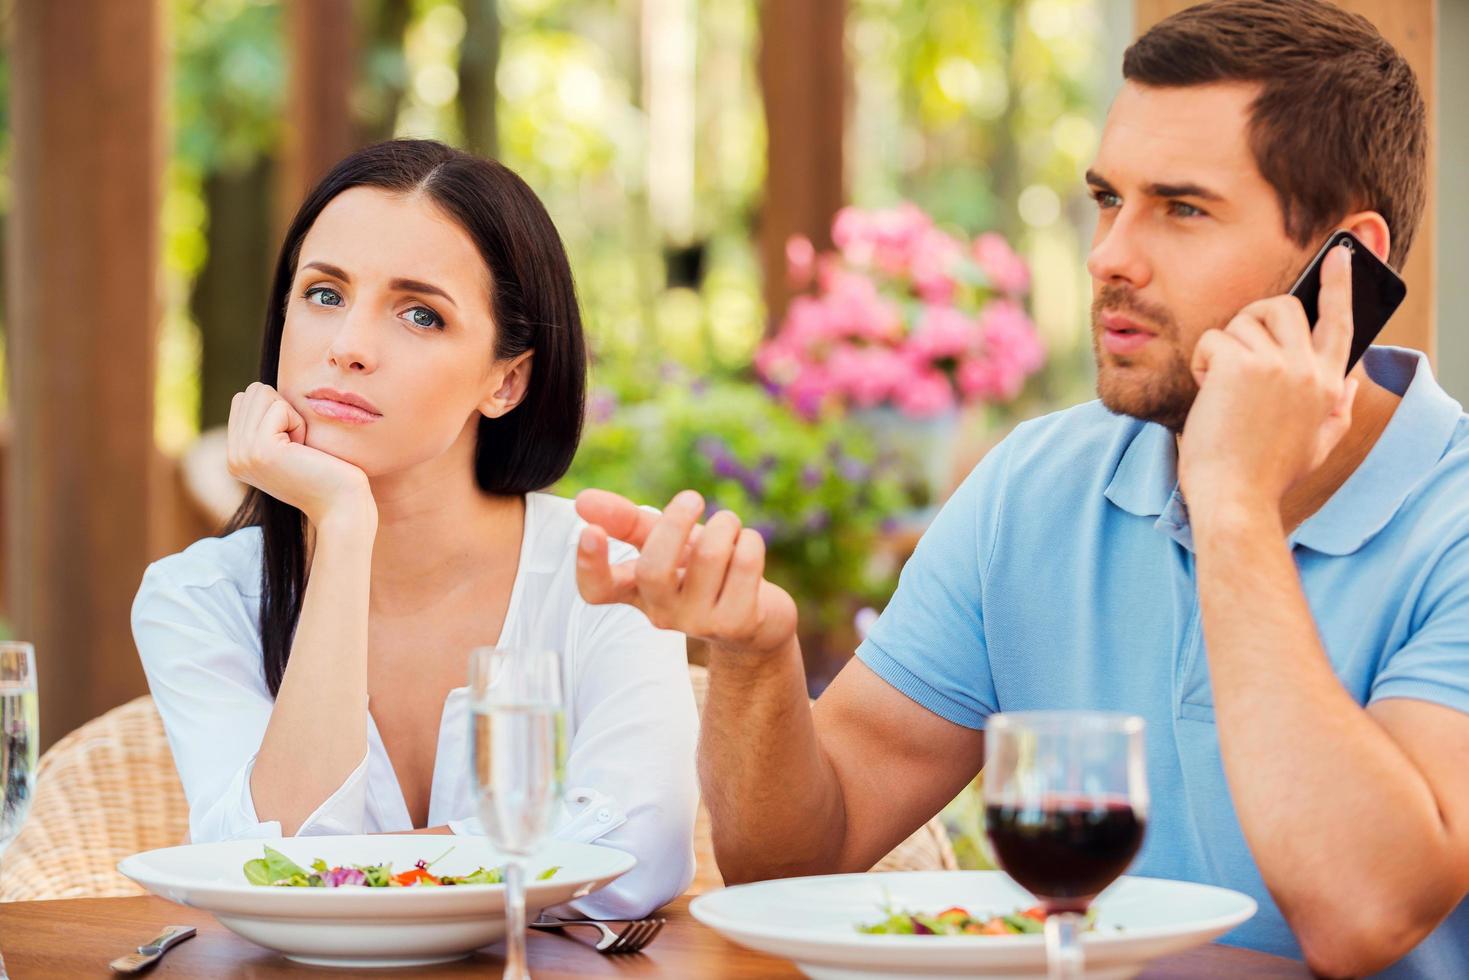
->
<box><xmin>1286</xmin><ymin>229</ymin><xmax>1406</xmax><ymax>374</ymax></box>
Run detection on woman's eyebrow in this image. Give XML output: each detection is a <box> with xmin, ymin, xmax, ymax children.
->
<box><xmin>300</xmin><ymin>261</ymin><xmax>458</xmax><ymax>310</ymax></box>
<box><xmin>390</xmin><ymin>277</ymin><xmax>458</xmax><ymax>310</ymax></box>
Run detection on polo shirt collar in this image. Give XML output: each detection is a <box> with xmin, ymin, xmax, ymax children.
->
<box><xmin>1292</xmin><ymin>347</ymin><xmax>1462</xmax><ymax>556</ymax></box>
<box><xmin>1103</xmin><ymin>346</ymin><xmax>1462</xmax><ymax>556</ymax></box>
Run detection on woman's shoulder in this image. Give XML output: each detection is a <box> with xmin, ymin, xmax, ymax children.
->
<box><xmin>525</xmin><ymin>491</ymin><xmax>642</xmax><ymax>568</ymax></box>
<box><xmin>141</xmin><ymin>526</ymin><xmax>263</xmax><ymax>595</ymax></box>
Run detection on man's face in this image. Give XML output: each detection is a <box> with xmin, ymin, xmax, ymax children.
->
<box><xmin>1086</xmin><ymin>81</ymin><xmax>1316</xmax><ymax>432</ymax></box>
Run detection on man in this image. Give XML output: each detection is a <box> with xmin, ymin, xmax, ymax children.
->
<box><xmin>575</xmin><ymin>1</ymin><xmax>1469</xmax><ymax>975</ymax></box>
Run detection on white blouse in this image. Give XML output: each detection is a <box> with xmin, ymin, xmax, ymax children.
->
<box><xmin>131</xmin><ymin>492</ymin><xmax>699</xmax><ymax>919</ymax></box>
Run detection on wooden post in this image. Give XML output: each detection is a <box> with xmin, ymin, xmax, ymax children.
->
<box><xmin>758</xmin><ymin>0</ymin><xmax>847</xmax><ymax>332</ymax></box>
<box><xmin>1133</xmin><ymin>0</ymin><xmax>1438</xmax><ymax>364</ymax></box>
<box><xmin>281</xmin><ymin>0</ymin><xmax>359</xmax><ymax>228</ymax></box>
<box><xmin>6</xmin><ymin>0</ymin><xmax>164</xmax><ymax>745</ymax></box>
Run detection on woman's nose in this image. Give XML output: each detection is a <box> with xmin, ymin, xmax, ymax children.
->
<box><xmin>326</xmin><ymin>311</ymin><xmax>378</xmax><ymax>373</ymax></box>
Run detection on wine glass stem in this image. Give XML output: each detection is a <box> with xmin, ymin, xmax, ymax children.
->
<box><xmin>503</xmin><ymin>858</ymin><xmax>530</xmax><ymax>980</ymax></box>
<box><xmin>1044</xmin><ymin>910</ymin><xmax>1083</xmax><ymax>980</ymax></box>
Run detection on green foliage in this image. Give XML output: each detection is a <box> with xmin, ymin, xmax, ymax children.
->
<box><xmin>557</xmin><ymin>364</ymin><xmax>921</xmax><ymax>630</ymax></box>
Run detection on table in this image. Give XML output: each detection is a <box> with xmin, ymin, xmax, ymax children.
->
<box><xmin>0</xmin><ymin>895</ymin><xmax>1310</xmax><ymax>978</ymax></box>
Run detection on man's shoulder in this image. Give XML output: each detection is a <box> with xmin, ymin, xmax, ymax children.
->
<box><xmin>976</xmin><ymin>398</ymin><xmax>1148</xmax><ymax>499</ymax></box>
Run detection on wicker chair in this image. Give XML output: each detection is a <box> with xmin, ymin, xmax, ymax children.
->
<box><xmin>0</xmin><ymin>668</ymin><xmax>953</xmax><ymax>902</ymax></box>
<box><xmin>0</xmin><ymin>696</ymin><xmax>187</xmax><ymax>901</ymax></box>
<box><xmin>685</xmin><ymin>663</ymin><xmax>956</xmax><ymax>895</ymax></box>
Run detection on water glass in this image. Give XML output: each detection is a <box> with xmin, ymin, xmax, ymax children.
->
<box><xmin>468</xmin><ymin>646</ymin><xmax>565</xmax><ymax>980</ymax></box>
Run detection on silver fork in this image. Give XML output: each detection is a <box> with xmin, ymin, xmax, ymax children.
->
<box><xmin>529</xmin><ymin>914</ymin><xmax>666</xmax><ymax>954</ymax></box>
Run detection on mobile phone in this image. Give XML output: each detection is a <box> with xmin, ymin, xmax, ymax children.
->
<box><xmin>1286</xmin><ymin>229</ymin><xmax>1406</xmax><ymax>374</ymax></box>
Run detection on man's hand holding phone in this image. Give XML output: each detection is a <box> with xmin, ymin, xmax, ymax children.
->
<box><xmin>1178</xmin><ymin>242</ymin><xmax>1359</xmax><ymax>527</ymax></box>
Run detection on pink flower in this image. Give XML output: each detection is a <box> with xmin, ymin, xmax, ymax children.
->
<box><xmin>786</xmin><ymin>234</ymin><xmax>816</xmax><ymax>288</ymax></box>
<box><xmin>827</xmin><ymin>345</ymin><xmax>917</xmax><ymax>408</ymax></box>
<box><xmin>980</xmin><ymin>300</ymin><xmax>1046</xmax><ymax>375</ymax></box>
<box><xmin>974</xmin><ymin>232</ymin><xmax>1030</xmax><ymax>296</ymax></box>
<box><xmin>755</xmin><ymin>336</ymin><xmax>804</xmax><ymax>386</ymax></box>
<box><xmin>785</xmin><ymin>363</ymin><xmax>837</xmax><ymax>419</ymax></box>
<box><xmin>908</xmin><ymin>228</ymin><xmax>963</xmax><ymax>304</ymax></box>
<box><xmin>822</xmin><ymin>269</ymin><xmax>902</xmax><ymax>343</ymax></box>
<box><xmin>955</xmin><ymin>300</ymin><xmax>1046</xmax><ymax>402</ymax></box>
<box><xmin>895</xmin><ymin>368</ymin><xmax>957</xmax><ymax>418</ymax></box>
<box><xmin>908</xmin><ymin>305</ymin><xmax>979</xmax><ymax>362</ymax></box>
<box><xmin>832</xmin><ymin>203</ymin><xmax>936</xmax><ymax>279</ymax></box>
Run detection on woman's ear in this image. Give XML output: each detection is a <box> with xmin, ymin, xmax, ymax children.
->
<box><xmin>479</xmin><ymin>350</ymin><xmax>535</xmax><ymax>419</ymax></box>
<box><xmin>1339</xmin><ymin>210</ymin><xmax>1392</xmax><ymax>265</ymax></box>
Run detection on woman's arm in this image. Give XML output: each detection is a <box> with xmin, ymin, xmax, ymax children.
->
<box><xmin>249</xmin><ymin>507</ymin><xmax>376</xmax><ymax>835</ymax></box>
<box><xmin>226</xmin><ymin>383</ymin><xmax>381</xmax><ymax>836</ymax></box>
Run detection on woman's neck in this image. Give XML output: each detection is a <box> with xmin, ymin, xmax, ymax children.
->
<box><xmin>363</xmin><ymin>430</ymin><xmax>527</xmax><ymax>615</ymax></box>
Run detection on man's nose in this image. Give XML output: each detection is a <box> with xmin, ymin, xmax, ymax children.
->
<box><xmin>1086</xmin><ymin>215</ymin><xmax>1152</xmax><ymax>291</ymax></box>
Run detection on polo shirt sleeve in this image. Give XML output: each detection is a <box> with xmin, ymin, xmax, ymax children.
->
<box><xmin>854</xmin><ymin>436</ymin><xmax>1013</xmax><ymax>730</ymax></box>
<box><xmin>1369</xmin><ymin>534</ymin><xmax>1469</xmax><ymax>716</ymax></box>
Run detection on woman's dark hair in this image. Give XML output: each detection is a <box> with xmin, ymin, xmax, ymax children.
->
<box><xmin>224</xmin><ymin>139</ymin><xmax>586</xmax><ymax>696</ymax></box>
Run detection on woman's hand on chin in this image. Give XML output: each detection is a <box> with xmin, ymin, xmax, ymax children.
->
<box><xmin>227</xmin><ymin>382</ymin><xmax>376</xmax><ymax>531</ymax></box>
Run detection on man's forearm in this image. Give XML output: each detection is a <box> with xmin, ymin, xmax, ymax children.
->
<box><xmin>699</xmin><ymin>636</ymin><xmax>848</xmax><ymax>884</ymax></box>
<box><xmin>1194</xmin><ymin>504</ymin><xmax>1453</xmax><ymax>975</ymax></box>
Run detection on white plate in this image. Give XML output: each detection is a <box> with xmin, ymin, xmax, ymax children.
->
<box><xmin>690</xmin><ymin>871</ymin><xmax>1257</xmax><ymax>980</ymax></box>
<box><xmin>118</xmin><ymin>835</ymin><xmax>635</xmax><ymax>969</ymax></box>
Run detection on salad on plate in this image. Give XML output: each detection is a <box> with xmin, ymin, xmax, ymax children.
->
<box><xmin>859</xmin><ymin>903</ymin><xmax>1100</xmax><ymax>936</ymax></box>
<box><xmin>242</xmin><ymin>845</ymin><xmax>559</xmax><ymax>889</ymax></box>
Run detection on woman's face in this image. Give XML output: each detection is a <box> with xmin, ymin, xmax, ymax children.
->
<box><xmin>277</xmin><ymin>186</ymin><xmax>528</xmax><ymax>478</ymax></box>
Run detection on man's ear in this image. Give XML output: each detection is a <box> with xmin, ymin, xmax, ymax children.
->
<box><xmin>1338</xmin><ymin>211</ymin><xmax>1392</xmax><ymax>265</ymax></box>
<box><xmin>478</xmin><ymin>350</ymin><xmax>534</xmax><ymax>419</ymax></box>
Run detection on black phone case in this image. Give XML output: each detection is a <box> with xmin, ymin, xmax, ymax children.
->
<box><xmin>1287</xmin><ymin>229</ymin><xmax>1406</xmax><ymax>374</ymax></box>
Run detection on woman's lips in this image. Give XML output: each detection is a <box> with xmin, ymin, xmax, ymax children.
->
<box><xmin>1100</xmin><ymin>312</ymin><xmax>1158</xmax><ymax>356</ymax></box>
<box><xmin>304</xmin><ymin>396</ymin><xmax>382</xmax><ymax>424</ymax></box>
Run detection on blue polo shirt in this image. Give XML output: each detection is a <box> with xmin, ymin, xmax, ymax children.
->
<box><xmin>857</xmin><ymin>347</ymin><xmax>1469</xmax><ymax>977</ymax></box>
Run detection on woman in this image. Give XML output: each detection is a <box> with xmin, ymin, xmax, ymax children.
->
<box><xmin>131</xmin><ymin>139</ymin><xmax>698</xmax><ymax>918</ymax></box>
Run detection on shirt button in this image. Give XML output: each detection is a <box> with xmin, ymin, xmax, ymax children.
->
<box><xmin>596</xmin><ymin>807</ymin><xmax>613</xmax><ymax>822</ymax></box>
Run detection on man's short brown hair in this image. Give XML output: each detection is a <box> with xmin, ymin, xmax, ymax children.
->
<box><xmin>1124</xmin><ymin>0</ymin><xmax>1426</xmax><ymax>270</ymax></box>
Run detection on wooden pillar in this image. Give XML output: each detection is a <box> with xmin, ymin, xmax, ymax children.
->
<box><xmin>6</xmin><ymin>0</ymin><xmax>164</xmax><ymax>745</ymax></box>
<box><xmin>281</xmin><ymin>0</ymin><xmax>359</xmax><ymax>226</ymax></box>
<box><xmin>758</xmin><ymin>0</ymin><xmax>847</xmax><ymax>332</ymax></box>
<box><xmin>1134</xmin><ymin>0</ymin><xmax>1438</xmax><ymax>364</ymax></box>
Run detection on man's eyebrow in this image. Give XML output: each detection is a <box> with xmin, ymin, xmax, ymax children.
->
<box><xmin>1083</xmin><ymin>170</ymin><xmax>1225</xmax><ymax>204</ymax></box>
<box><xmin>300</xmin><ymin>261</ymin><xmax>458</xmax><ymax>309</ymax></box>
<box><xmin>1144</xmin><ymin>180</ymin><xmax>1225</xmax><ymax>203</ymax></box>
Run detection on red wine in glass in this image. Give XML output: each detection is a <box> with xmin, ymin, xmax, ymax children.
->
<box><xmin>984</xmin><ymin>796</ymin><xmax>1145</xmax><ymax>911</ymax></box>
<box><xmin>983</xmin><ymin>712</ymin><xmax>1148</xmax><ymax>980</ymax></box>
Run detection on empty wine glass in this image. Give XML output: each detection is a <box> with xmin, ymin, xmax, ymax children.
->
<box><xmin>984</xmin><ymin>711</ymin><xmax>1148</xmax><ymax>980</ymax></box>
<box><xmin>468</xmin><ymin>646</ymin><xmax>565</xmax><ymax>980</ymax></box>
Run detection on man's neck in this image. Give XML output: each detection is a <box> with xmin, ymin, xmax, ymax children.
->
<box><xmin>1278</xmin><ymin>374</ymin><xmax>1401</xmax><ymax>533</ymax></box>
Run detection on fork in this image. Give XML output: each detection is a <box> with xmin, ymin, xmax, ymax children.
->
<box><xmin>529</xmin><ymin>914</ymin><xmax>666</xmax><ymax>954</ymax></box>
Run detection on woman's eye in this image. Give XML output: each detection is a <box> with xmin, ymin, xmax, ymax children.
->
<box><xmin>405</xmin><ymin>306</ymin><xmax>444</xmax><ymax>330</ymax></box>
<box><xmin>304</xmin><ymin>286</ymin><xmax>344</xmax><ymax>307</ymax></box>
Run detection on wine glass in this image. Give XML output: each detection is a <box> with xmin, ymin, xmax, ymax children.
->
<box><xmin>983</xmin><ymin>711</ymin><xmax>1148</xmax><ymax>980</ymax></box>
<box><xmin>0</xmin><ymin>641</ymin><xmax>38</xmax><ymax>980</ymax></box>
<box><xmin>468</xmin><ymin>646</ymin><xmax>565</xmax><ymax>980</ymax></box>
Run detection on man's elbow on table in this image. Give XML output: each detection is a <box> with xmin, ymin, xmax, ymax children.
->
<box><xmin>1293</xmin><ymin>888</ymin><xmax>1456</xmax><ymax>978</ymax></box>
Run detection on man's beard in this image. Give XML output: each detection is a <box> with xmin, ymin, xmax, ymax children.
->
<box><xmin>1091</xmin><ymin>284</ymin><xmax>1197</xmax><ymax>433</ymax></box>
